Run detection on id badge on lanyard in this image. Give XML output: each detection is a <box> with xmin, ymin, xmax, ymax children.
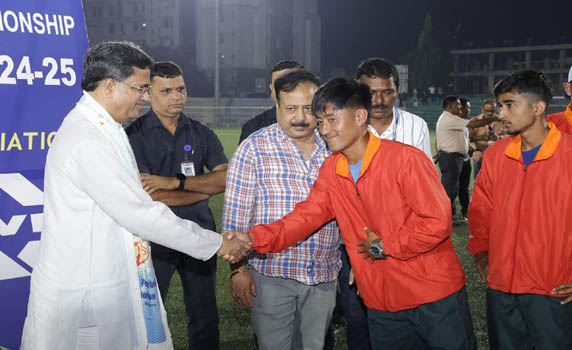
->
<box><xmin>181</xmin><ymin>144</ymin><xmax>195</xmax><ymax>176</ymax></box>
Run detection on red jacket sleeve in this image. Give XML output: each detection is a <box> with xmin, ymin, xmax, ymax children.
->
<box><xmin>250</xmin><ymin>163</ymin><xmax>336</xmax><ymax>253</ymax></box>
<box><xmin>382</xmin><ymin>149</ymin><xmax>453</xmax><ymax>260</ymax></box>
<box><xmin>467</xmin><ymin>151</ymin><xmax>493</xmax><ymax>255</ymax></box>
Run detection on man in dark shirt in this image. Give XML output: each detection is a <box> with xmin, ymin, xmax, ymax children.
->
<box><xmin>126</xmin><ymin>61</ymin><xmax>228</xmax><ymax>350</ymax></box>
<box><xmin>238</xmin><ymin>60</ymin><xmax>304</xmax><ymax>144</ymax></box>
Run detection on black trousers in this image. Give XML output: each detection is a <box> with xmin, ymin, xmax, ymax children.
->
<box><xmin>337</xmin><ymin>245</ymin><xmax>372</xmax><ymax>350</ymax></box>
<box><xmin>438</xmin><ymin>152</ymin><xmax>465</xmax><ymax>216</ymax></box>
<box><xmin>458</xmin><ymin>159</ymin><xmax>472</xmax><ymax>217</ymax></box>
<box><xmin>367</xmin><ymin>287</ymin><xmax>477</xmax><ymax>349</ymax></box>
<box><xmin>152</xmin><ymin>243</ymin><xmax>219</xmax><ymax>350</ymax></box>
<box><xmin>486</xmin><ymin>288</ymin><xmax>572</xmax><ymax>350</ymax></box>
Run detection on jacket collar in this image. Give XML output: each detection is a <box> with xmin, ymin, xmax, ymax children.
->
<box><xmin>335</xmin><ymin>131</ymin><xmax>380</xmax><ymax>177</ymax></box>
<box><xmin>504</xmin><ymin>121</ymin><xmax>561</xmax><ymax>161</ymax></box>
<box><xmin>143</xmin><ymin>110</ymin><xmax>190</xmax><ymax>130</ymax></box>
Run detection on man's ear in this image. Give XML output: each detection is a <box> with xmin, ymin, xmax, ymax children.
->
<box><xmin>355</xmin><ymin>108</ymin><xmax>368</xmax><ymax>126</ymax></box>
<box><xmin>533</xmin><ymin>99</ymin><xmax>547</xmax><ymax>117</ymax></box>
<box><xmin>563</xmin><ymin>82</ymin><xmax>572</xmax><ymax>98</ymax></box>
<box><xmin>101</xmin><ymin>78</ymin><xmax>116</xmax><ymax>99</ymax></box>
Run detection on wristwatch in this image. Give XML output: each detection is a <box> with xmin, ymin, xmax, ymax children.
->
<box><xmin>176</xmin><ymin>173</ymin><xmax>186</xmax><ymax>190</ymax></box>
<box><xmin>368</xmin><ymin>238</ymin><xmax>386</xmax><ymax>259</ymax></box>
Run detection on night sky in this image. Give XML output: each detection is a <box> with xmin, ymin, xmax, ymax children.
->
<box><xmin>319</xmin><ymin>0</ymin><xmax>572</xmax><ymax>76</ymax></box>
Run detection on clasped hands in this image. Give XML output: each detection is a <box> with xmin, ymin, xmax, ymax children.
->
<box><xmin>217</xmin><ymin>230</ymin><xmax>254</xmax><ymax>263</ymax></box>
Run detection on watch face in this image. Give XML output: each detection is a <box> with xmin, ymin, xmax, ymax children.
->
<box><xmin>369</xmin><ymin>244</ymin><xmax>383</xmax><ymax>259</ymax></box>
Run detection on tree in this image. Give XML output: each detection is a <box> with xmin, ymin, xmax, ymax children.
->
<box><xmin>400</xmin><ymin>14</ymin><xmax>444</xmax><ymax>92</ymax></box>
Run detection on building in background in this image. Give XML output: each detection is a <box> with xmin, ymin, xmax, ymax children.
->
<box><xmin>83</xmin><ymin>0</ymin><xmax>321</xmax><ymax>97</ymax></box>
<box><xmin>450</xmin><ymin>43</ymin><xmax>572</xmax><ymax>95</ymax></box>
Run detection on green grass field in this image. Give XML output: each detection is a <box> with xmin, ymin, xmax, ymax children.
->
<box><xmin>164</xmin><ymin>128</ymin><xmax>489</xmax><ymax>349</ymax></box>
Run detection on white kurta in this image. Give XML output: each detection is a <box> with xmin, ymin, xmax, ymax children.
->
<box><xmin>21</xmin><ymin>92</ymin><xmax>222</xmax><ymax>350</ymax></box>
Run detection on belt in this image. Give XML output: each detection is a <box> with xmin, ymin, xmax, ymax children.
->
<box><xmin>439</xmin><ymin>151</ymin><xmax>465</xmax><ymax>157</ymax></box>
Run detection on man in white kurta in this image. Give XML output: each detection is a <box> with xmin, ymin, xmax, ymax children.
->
<box><xmin>20</xmin><ymin>41</ymin><xmax>246</xmax><ymax>350</ymax></box>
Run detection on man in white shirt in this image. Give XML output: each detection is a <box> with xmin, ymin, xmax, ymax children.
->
<box><xmin>20</xmin><ymin>41</ymin><xmax>249</xmax><ymax>350</ymax></box>
<box><xmin>357</xmin><ymin>57</ymin><xmax>432</xmax><ymax>160</ymax></box>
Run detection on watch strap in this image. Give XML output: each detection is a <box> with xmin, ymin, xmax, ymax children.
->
<box><xmin>176</xmin><ymin>173</ymin><xmax>186</xmax><ymax>190</ymax></box>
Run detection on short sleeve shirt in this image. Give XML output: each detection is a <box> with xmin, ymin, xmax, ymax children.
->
<box><xmin>436</xmin><ymin>110</ymin><xmax>470</xmax><ymax>154</ymax></box>
<box><xmin>126</xmin><ymin>110</ymin><xmax>228</xmax><ymax>231</ymax></box>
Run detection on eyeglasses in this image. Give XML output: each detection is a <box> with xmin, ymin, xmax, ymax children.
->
<box><xmin>118</xmin><ymin>81</ymin><xmax>151</xmax><ymax>96</ymax></box>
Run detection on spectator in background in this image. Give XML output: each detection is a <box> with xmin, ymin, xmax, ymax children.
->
<box><xmin>357</xmin><ymin>58</ymin><xmax>432</xmax><ymax>160</ymax></box>
<box><xmin>126</xmin><ymin>61</ymin><xmax>229</xmax><ymax>350</ymax></box>
<box><xmin>238</xmin><ymin>60</ymin><xmax>303</xmax><ymax>144</ymax></box>
<box><xmin>468</xmin><ymin>69</ymin><xmax>572</xmax><ymax>349</ymax></box>
<box><xmin>456</xmin><ymin>98</ymin><xmax>473</xmax><ymax>224</ymax></box>
<box><xmin>436</xmin><ymin>96</ymin><xmax>497</xmax><ymax>222</ymax></box>
<box><xmin>469</xmin><ymin>99</ymin><xmax>502</xmax><ymax>179</ymax></box>
<box><xmin>223</xmin><ymin>70</ymin><xmax>341</xmax><ymax>350</ymax></box>
<box><xmin>547</xmin><ymin>65</ymin><xmax>572</xmax><ymax>134</ymax></box>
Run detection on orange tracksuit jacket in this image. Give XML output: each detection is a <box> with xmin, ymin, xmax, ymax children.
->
<box><xmin>251</xmin><ymin>133</ymin><xmax>466</xmax><ymax>312</ymax></box>
<box><xmin>547</xmin><ymin>102</ymin><xmax>572</xmax><ymax>135</ymax></box>
<box><xmin>467</xmin><ymin>123</ymin><xmax>572</xmax><ymax>296</ymax></box>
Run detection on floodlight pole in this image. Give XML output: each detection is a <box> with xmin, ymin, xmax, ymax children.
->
<box><xmin>214</xmin><ymin>0</ymin><xmax>220</xmax><ymax>108</ymax></box>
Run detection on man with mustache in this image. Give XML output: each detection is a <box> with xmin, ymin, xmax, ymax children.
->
<box><xmin>239</xmin><ymin>60</ymin><xmax>304</xmax><ymax>144</ymax></box>
<box><xmin>357</xmin><ymin>58</ymin><xmax>432</xmax><ymax>160</ymax></box>
<box><xmin>468</xmin><ymin>69</ymin><xmax>572</xmax><ymax>349</ymax></box>
<box><xmin>223</xmin><ymin>70</ymin><xmax>341</xmax><ymax>349</ymax></box>
<box><xmin>229</xmin><ymin>77</ymin><xmax>477</xmax><ymax>349</ymax></box>
<box><xmin>126</xmin><ymin>61</ymin><xmax>229</xmax><ymax>349</ymax></box>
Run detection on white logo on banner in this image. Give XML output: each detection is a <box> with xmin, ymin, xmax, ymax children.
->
<box><xmin>0</xmin><ymin>173</ymin><xmax>43</xmax><ymax>280</ymax></box>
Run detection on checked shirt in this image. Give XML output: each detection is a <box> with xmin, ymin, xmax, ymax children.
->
<box><xmin>222</xmin><ymin>123</ymin><xmax>341</xmax><ymax>285</ymax></box>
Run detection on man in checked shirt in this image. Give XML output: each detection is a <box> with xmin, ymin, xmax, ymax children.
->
<box><xmin>222</xmin><ymin>70</ymin><xmax>341</xmax><ymax>350</ymax></box>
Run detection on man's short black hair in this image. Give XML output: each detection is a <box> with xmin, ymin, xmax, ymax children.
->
<box><xmin>356</xmin><ymin>58</ymin><xmax>400</xmax><ymax>90</ymax></box>
<box><xmin>151</xmin><ymin>61</ymin><xmax>183</xmax><ymax>80</ymax></box>
<box><xmin>481</xmin><ymin>98</ymin><xmax>495</xmax><ymax>108</ymax></box>
<box><xmin>459</xmin><ymin>98</ymin><xmax>470</xmax><ymax>108</ymax></box>
<box><xmin>312</xmin><ymin>77</ymin><xmax>372</xmax><ymax>117</ymax></box>
<box><xmin>274</xmin><ymin>70</ymin><xmax>320</xmax><ymax>105</ymax></box>
<box><xmin>81</xmin><ymin>41</ymin><xmax>153</xmax><ymax>91</ymax></box>
<box><xmin>271</xmin><ymin>60</ymin><xmax>304</xmax><ymax>75</ymax></box>
<box><xmin>442</xmin><ymin>95</ymin><xmax>460</xmax><ymax>110</ymax></box>
<box><xmin>493</xmin><ymin>69</ymin><xmax>553</xmax><ymax>106</ymax></box>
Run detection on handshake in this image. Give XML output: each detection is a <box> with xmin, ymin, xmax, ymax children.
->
<box><xmin>216</xmin><ymin>231</ymin><xmax>254</xmax><ymax>263</ymax></box>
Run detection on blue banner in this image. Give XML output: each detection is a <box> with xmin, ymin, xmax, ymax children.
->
<box><xmin>0</xmin><ymin>1</ymin><xmax>88</xmax><ymax>348</ymax></box>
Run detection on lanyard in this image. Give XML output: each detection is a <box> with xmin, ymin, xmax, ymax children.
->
<box><xmin>392</xmin><ymin>107</ymin><xmax>400</xmax><ymax>141</ymax></box>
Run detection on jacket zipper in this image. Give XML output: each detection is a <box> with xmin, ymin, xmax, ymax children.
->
<box><xmin>509</xmin><ymin>162</ymin><xmax>528</xmax><ymax>292</ymax></box>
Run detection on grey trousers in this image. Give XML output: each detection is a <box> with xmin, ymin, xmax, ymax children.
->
<box><xmin>251</xmin><ymin>269</ymin><xmax>337</xmax><ymax>350</ymax></box>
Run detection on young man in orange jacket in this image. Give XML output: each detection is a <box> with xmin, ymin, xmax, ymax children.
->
<box><xmin>546</xmin><ymin>65</ymin><xmax>572</xmax><ymax>134</ymax></box>
<box><xmin>468</xmin><ymin>69</ymin><xmax>572</xmax><ymax>349</ymax></box>
<box><xmin>229</xmin><ymin>77</ymin><xmax>476</xmax><ymax>349</ymax></box>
